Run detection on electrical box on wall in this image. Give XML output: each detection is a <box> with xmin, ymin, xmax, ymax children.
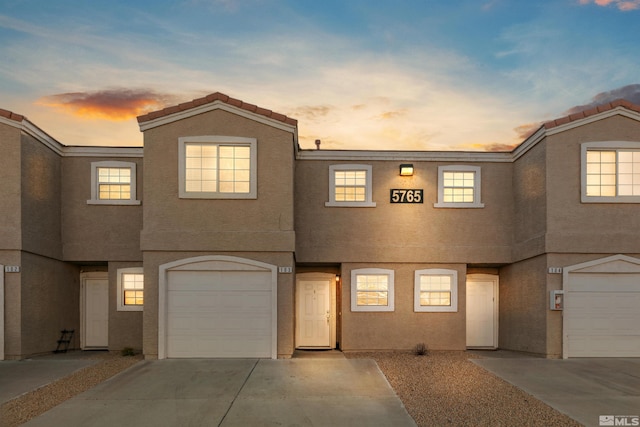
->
<box><xmin>550</xmin><ymin>290</ymin><xmax>564</xmax><ymax>310</ymax></box>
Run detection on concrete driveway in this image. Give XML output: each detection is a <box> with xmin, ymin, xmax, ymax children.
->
<box><xmin>20</xmin><ymin>358</ymin><xmax>416</xmax><ymax>427</ymax></box>
<box><xmin>472</xmin><ymin>357</ymin><xmax>640</xmax><ymax>427</ymax></box>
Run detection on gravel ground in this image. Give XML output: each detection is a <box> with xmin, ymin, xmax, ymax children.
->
<box><xmin>345</xmin><ymin>351</ymin><xmax>582</xmax><ymax>427</ymax></box>
<box><xmin>0</xmin><ymin>352</ymin><xmax>142</xmax><ymax>427</ymax></box>
<box><xmin>1</xmin><ymin>351</ymin><xmax>581</xmax><ymax>427</ymax></box>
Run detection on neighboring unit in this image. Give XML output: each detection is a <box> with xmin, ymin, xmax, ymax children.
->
<box><xmin>1</xmin><ymin>94</ymin><xmax>639</xmax><ymax>360</ymax></box>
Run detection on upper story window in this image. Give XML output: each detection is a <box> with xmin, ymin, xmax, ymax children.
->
<box><xmin>178</xmin><ymin>136</ymin><xmax>257</xmax><ymax>199</ymax></box>
<box><xmin>351</xmin><ymin>268</ymin><xmax>394</xmax><ymax>312</ymax></box>
<box><xmin>582</xmin><ymin>141</ymin><xmax>640</xmax><ymax>203</ymax></box>
<box><xmin>87</xmin><ymin>161</ymin><xmax>140</xmax><ymax>205</ymax></box>
<box><xmin>414</xmin><ymin>269</ymin><xmax>458</xmax><ymax>312</ymax></box>
<box><xmin>117</xmin><ymin>267</ymin><xmax>144</xmax><ymax>311</ymax></box>
<box><xmin>434</xmin><ymin>165</ymin><xmax>484</xmax><ymax>208</ymax></box>
<box><xmin>325</xmin><ymin>164</ymin><xmax>376</xmax><ymax>207</ymax></box>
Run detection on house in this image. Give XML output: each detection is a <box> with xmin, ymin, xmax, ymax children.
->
<box><xmin>1</xmin><ymin>93</ymin><xmax>639</xmax><ymax>361</ymax></box>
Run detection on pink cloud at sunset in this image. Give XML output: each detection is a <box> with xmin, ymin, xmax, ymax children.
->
<box><xmin>37</xmin><ymin>89</ymin><xmax>177</xmax><ymax>121</ymax></box>
<box><xmin>579</xmin><ymin>0</ymin><xmax>640</xmax><ymax>11</ymax></box>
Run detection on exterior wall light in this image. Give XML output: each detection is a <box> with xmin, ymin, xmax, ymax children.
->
<box><xmin>399</xmin><ymin>164</ymin><xmax>414</xmax><ymax>176</ymax></box>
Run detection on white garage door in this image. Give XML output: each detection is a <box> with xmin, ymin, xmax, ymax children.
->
<box><xmin>166</xmin><ymin>269</ymin><xmax>273</xmax><ymax>358</ymax></box>
<box><xmin>564</xmin><ymin>256</ymin><xmax>640</xmax><ymax>358</ymax></box>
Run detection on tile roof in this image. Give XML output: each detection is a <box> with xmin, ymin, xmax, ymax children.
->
<box><xmin>136</xmin><ymin>91</ymin><xmax>298</xmax><ymax>127</ymax></box>
<box><xmin>543</xmin><ymin>99</ymin><xmax>640</xmax><ymax>130</ymax></box>
<box><xmin>0</xmin><ymin>108</ymin><xmax>25</xmax><ymax>122</ymax></box>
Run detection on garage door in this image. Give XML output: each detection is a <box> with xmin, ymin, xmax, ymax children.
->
<box><xmin>564</xmin><ymin>255</ymin><xmax>640</xmax><ymax>358</ymax></box>
<box><xmin>161</xmin><ymin>256</ymin><xmax>276</xmax><ymax>358</ymax></box>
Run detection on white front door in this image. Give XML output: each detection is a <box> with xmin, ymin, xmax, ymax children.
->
<box><xmin>83</xmin><ymin>274</ymin><xmax>109</xmax><ymax>348</ymax></box>
<box><xmin>296</xmin><ymin>279</ymin><xmax>331</xmax><ymax>348</ymax></box>
<box><xmin>466</xmin><ymin>275</ymin><xmax>498</xmax><ymax>348</ymax></box>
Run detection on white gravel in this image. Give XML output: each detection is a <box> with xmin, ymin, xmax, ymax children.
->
<box><xmin>1</xmin><ymin>351</ymin><xmax>581</xmax><ymax>427</ymax></box>
<box><xmin>346</xmin><ymin>351</ymin><xmax>582</xmax><ymax>427</ymax></box>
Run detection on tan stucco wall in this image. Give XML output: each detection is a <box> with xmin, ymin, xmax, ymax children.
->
<box><xmin>142</xmin><ymin>251</ymin><xmax>295</xmax><ymax>359</ymax></box>
<box><xmin>21</xmin><ymin>134</ymin><xmax>63</xmax><ymax>259</ymax></box>
<box><xmin>512</xmin><ymin>141</ymin><xmax>547</xmax><ymax>261</ymax></box>
<box><xmin>498</xmin><ymin>255</ymin><xmax>548</xmax><ymax>355</ymax></box>
<box><xmin>17</xmin><ymin>252</ymin><xmax>80</xmax><ymax>358</ymax></box>
<box><xmin>545</xmin><ymin>116</ymin><xmax>640</xmax><ymax>254</ymax></box>
<box><xmin>295</xmin><ymin>160</ymin><xmax>513</xmax><ymax>264</ymax></box>
<box><xmin>340</xmin><ymin>263</ymin><xmax>467</xmax><ymax>352</ymax></box>
<box><xmin>108</xmin><ymin>262</ymin><xmax>143</xmax><ymax>352</ymax></box>
<box><xmin>0</xmin><ymin>124</ymin><xmax>22</xmax><ymax>250</ymax></box>
<box><xmin>62</xmin><ymin>156</ymin><xmax>143</xmax><ymax>261</ymax></box>
<box><xmin>140</xmin><ymin>109</ymin><xmax>295</xmax><ymax>253</ymax></box>
<box><xmin>1</xmin><ymin>250</ymin><xmax>22</xmax><ymax>358</ymax></box>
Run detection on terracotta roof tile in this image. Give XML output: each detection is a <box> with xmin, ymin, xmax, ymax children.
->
<box><xmin>0</xmin><ymin>108</ymin><xmax>25</xmax><ymax>122</ymax></box>
<box><xmin>542</xmin><ymin>99</ymin><xmax>640</xmax><ymax>130</ymax></box>
<box><xmin>137</xmin><ymin>91</ymin><xmax>297</xmax><ymax>126</ymax></box>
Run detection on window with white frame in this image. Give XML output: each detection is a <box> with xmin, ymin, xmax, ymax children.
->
<box><xmin>326</xmin><ymin>164</ymin><xmax>376</xmax><ymax>207</ymax></box>
<box><xmin>178</xmin><ymin>136</ymin><xmax>257</xmax><ymax>199</ymax></box>
<box><xmin>582</xmin><ymin>141</ymin><xmax>640</xmax><ymax>203</ymax></box>
<box><xmin>351</xmin><ymin>268</ymin><xmax>394</xmax><ymax>312</ymax></box>
<box><xmin>414</xmin><ymin>269</ymin><xmax>458</xmax><ymax>312</ymax></box>
<box><xmin>434</xmin><ymin>165</ymin><xmax>484</xmax><ymax>208</ymax></box>
<box><xmin>87</xmin><ymin>161</ymin><xmax>140</xmax><ymax>205</ymax></box>
<box><xmin>117</xmin><ymin>267</ymin><xmax>144</xmax><ymax>311</ymax></box>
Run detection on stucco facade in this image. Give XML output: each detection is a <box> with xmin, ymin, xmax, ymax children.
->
<box><xmin>1</xmin><ymin>94</ymin><xmax>640</xmax><ymax>360</ymax></box>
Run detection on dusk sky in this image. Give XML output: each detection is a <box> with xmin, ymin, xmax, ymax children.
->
<box><xmin>1</xmin><ymin>0</ymin><xmax>640</xmax><ymax>151</ymax></box>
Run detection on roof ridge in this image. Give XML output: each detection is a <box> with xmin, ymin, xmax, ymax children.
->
<box><xmin>136</xmin><ymin>91</ymin><xmax>297</xmax><ymax>126</ymax></box>
<box><xmin>543</xmin><ymin>98</ymin><xmax>640</xmax><ymax>130</ymax></box>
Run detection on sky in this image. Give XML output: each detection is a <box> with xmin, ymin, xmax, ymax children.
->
<box><xmin>1</xmin><ymin>0</ymin><xmax>639</xmax><ymax>151</ymax></box>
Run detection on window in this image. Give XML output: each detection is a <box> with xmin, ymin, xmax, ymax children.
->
<box><xmin>434</xmin><ymin>165</ymin><xmax>484</xmax><ymax>208</ymax></box>
<box><xmin>326</xmin><ymin>164</ymin><xmax>376</xmax><ymax>207</ymax></box>
<box><xmin>117</xmin><ymin>267</ymin><xmax>144</xmax><ymax>311</ymax></box>
<box><xmin>178</xmin><ymin>136</ymin><xmax>257</xmax><ymax>199</ymax></box>
<box><xmin>414</xmin><ymin>269</ymin><xmax>458</xmax><ymax>312</ymax></box>
<box><xmin>87</xmin><ymin>161</ymin><xmax>140</xmax><ymax>205</ymax></box>
<box><xmin>582</xmin><ymin>142</ymin><xmax>640</xmax><ymax>203</ymax></box>
<box><xmin>351</xmin><ymin>268</ymin><xmax>394</xmax><ymax>312</ymax></box>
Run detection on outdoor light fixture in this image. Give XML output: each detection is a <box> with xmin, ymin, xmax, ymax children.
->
<box><xmin>399</xmin><ymin>164</ymin><xmax>414</xmax><ymax>176</ymax></box>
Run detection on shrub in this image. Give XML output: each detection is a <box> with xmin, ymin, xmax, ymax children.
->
<box><xmin>121</xmin><ymin>347</ymin><xmax>135</xmax><ymax>356</ymax></box>
<box><xmin>414</xmin><ymin>342</ymin><xmax>428</xmax><ymax>356</ymax></box>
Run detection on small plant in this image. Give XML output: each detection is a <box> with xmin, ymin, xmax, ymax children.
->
<box><xmin>414</xmin><ymin>342</ymin><xmax>428</xmax><ymax>356</ymax></box>
<box><xmin>121</xmin><ymin>347</ymin><xmax>135</xmax><ymax>357</ymax></box>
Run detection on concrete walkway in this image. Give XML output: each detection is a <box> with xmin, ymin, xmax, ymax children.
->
<box><xmin>0</xmin><ymin>352</ymin><xmax>101</xmax><ymax>404</ymax></box>
<box><xmin>472</xmin><ymin>356</ymin><xmax>640</xmax><ymax>427</ymax></box>
<box><xmin>21</xmin><ymin>358</ymin><xmax>416</xmax><ymax>427</ymax></box>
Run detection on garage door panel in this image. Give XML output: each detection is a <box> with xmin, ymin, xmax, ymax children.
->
<box><xmin>166</xmin><ymin>268</ymin><xmax>273</xmax><ymax>358</ymax></box>
<box><xmin>566</xmin><ymin>270</ymin><xmax>640</xmax><ymax>358</ymax></box>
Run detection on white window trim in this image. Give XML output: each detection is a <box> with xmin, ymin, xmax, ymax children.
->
<box><xmin>178</xmin><ymin>136</ymin><xmax>257</xmax><ymax>199</ymax></box>
<box><xmin>87</xmin><ymin>161</ymin><xmax>140</xmax><ymax>205</ymax></box>
<box><xmin>414</xmin><ymin>268</ymin><xmax>458</xmax><ymax>312</ymax></box>
<box><xmin>351</xmin><ymin>268</ymin><xmax>394</xmax><ymax>312</ymax></box>
<box><xmin>325</xmin><ymin>164</ymin><xmax>376</xmax><ymax>207</ymax></box>
<box><xmin>434</xmin><ymin>165</ymin><xmax>484</xmax><ymax>208</ymax></box>
<box><xmin>117</xmin><ymin>267</ymin><xmax>144</xmax><ymax>312</ymax></box>
<box><xmin>581</xmin><ymin>141</ymin><xmax>640</xmax><ymax>203</ymax></box>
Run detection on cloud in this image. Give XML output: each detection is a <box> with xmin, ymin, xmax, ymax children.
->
<box><xmin>578</xmin><ymin>0</ymin><xmax>640</xmax><ymax>10</ymax></box>
<box><xmin>458</xmin><ymin>142</ymin><xmax>519</xmax><ymax>152</ymax></box>
<box><xmin>287</xmin><ymin>105</ymin><xmax>333</xmax><ymax>120</ymax></box>
<box><xmin>36</xmin><ymin>89</ymin><xmax>177</xmax><ymax>120</ymax></box>
<box><xmin>514</xmin><ymin>122</ymin><xmax>542</xmax><ymax>140</ymax></box>
<box><xmin>563</xmin><ymin>84</ymin><xmax>640</xmax><ymax>115</ymax></box>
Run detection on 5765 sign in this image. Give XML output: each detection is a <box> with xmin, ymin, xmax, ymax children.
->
<box><xmin>390</xmin><ymin>189</ymin><xmax>424</xmax><ymax>204</ymax></box>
